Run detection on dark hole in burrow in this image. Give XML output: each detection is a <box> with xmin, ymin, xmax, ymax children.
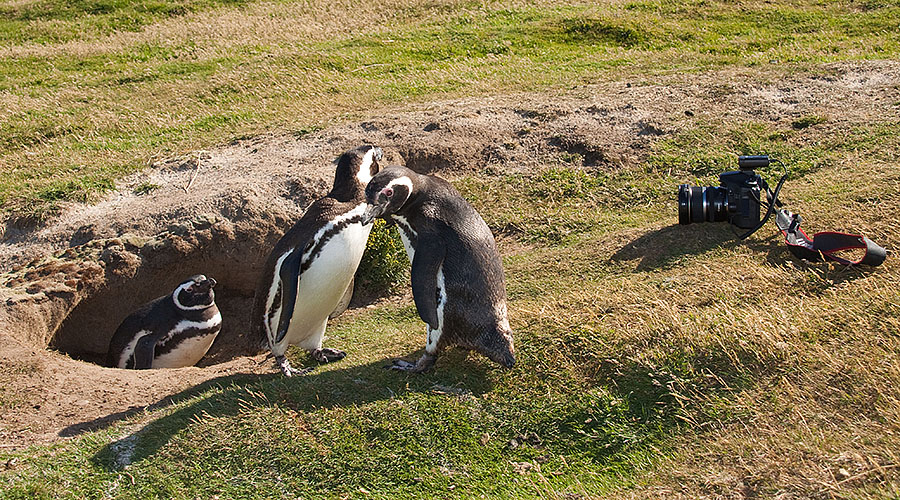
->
<box><xmin>51</xmin><ymin>245</ymin><xmax>265</xmax><ymax>368</ymax></box>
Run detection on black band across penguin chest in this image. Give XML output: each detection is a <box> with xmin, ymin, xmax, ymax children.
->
<box><xmin>154</xmin><ymin>319</ymin><xmax>221</xmax><ymax>357</ymax></box>
<box><xmin>299</xmin><ymin>211</ymin><xmax>366</xmax><ymax>274</ymax></box>
<box><xmin>122</xmin><ymin>306</ymin><xmax>221</xmax><ymax>369</ymax></box>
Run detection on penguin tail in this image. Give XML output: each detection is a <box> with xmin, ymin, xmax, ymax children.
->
<box><xmin>480</xmin><ymin>327</ymin><xmax>515</xmax><ymax>369</ymax></box>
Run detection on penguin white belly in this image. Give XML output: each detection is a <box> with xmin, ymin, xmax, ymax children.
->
<box><xmin>281</xmin><ymin>223</ymin><xmax>371</xmax><ymax>349</ymax></box>
<box><xmin>152</xmin><ymin>333</ymin><xmax>218</xmax><ymax>369</ymax></box>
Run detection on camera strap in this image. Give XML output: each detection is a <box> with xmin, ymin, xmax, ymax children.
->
<box><xmin>775</xmin><ymin>209</ymin><xmax>887</xmax><ymax>266</ymax></box>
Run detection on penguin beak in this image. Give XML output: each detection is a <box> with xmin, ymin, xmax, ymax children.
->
<box><xmin>362</xmin><ymin>204</ymin><xmax>385</xmax><ymax>225</ymax></box>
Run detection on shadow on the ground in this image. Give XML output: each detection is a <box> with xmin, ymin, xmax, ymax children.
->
<box><xmin>83</xmin><ymin>349</ymin><xmax>494</xmax><ymax>471</ymax></box>
<box><xmin>611</xmin><ymin>223</ymin><xmax>881</xmax><ymax>291</ymax></box>
<box><xmin>610</xmin><ymin>223</ymin><xmax>740</xmax><ymax>271</ymax></box>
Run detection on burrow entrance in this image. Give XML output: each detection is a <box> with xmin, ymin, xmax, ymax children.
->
<box><xmin>47</xmin><ymin>220</ymin><xmax>271</xmax><ymax>367</ymax></box>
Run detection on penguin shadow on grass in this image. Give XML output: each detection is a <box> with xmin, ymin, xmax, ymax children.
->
<box><xmin>87</xmin><ymin>349</ymin><xmax>494</xmax><ymax>471</ymax></box>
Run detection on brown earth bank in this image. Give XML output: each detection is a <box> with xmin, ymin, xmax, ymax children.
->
<box><xmin>1</xmin><ymin>60</ymin><xmax>898</xmax><ymax>449</ymax></box>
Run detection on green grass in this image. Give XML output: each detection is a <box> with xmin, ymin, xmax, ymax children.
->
<box><xmin>0</xmin><ymin>0</ymin><xmax>252</xmax><ymax>43</ymax></box>
<box><xmin>356</xmin><ymin>218</ymin><xmax>410</xmax><ymax>293</ymax></box>
<box><xmin>2</xmin><ymin>0</ymin><xmax>900</xmax><ymax>498</ymax></box>
<box><xmin>3</xmin><ymin>0</ymin><xmax>900</xmax><ymax>217</ymax></box>
<box><xmin>4</xmin><ymin>106</ymin><xmax>900</xmax><ymax>496</ymax></box>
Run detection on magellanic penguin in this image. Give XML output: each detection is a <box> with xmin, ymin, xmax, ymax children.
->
<box><xmin>251</xmin><ymin>145</ymin><xmax>382</xmax><ymax>377</ymax></box>
<box><xmin>106</xmin><ymin>275</ymin><xmax>221</xmax><ymax>369</ymax></box>
<box><xmin>362</xmin><ymin>166</ymin><xmax>515</xmax><ymax>373</ymax></box>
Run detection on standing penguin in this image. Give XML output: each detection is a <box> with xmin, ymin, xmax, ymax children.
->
<box><xmin>362</xmin><ymin>166</ymin><xmax>515</xmax><ymax>372</ymax></box>
<box><xmin>251</xmin><ymin>145</ymin><xmax>382</xmax><ymax>376</ymax></box>
<box><xmin>106</xmin><ymin>275</ymin><xmax>221</xmax><ymax>369</ymax></box>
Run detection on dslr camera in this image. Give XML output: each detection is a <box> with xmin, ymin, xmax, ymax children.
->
<box><xmin>678</xmin><ymin>155</ymin><xmax>781</xmax><ymax>238</ymax></box>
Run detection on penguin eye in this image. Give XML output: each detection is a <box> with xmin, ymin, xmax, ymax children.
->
<box><xmin>186</xmin><ymin>286</ymin><xmax>195</xmax><ymax>293</ymax></box>
<box><xmin>382</xmin><ymin>187</ymin><xmax>394</xmax><ymax>198</ymax></box>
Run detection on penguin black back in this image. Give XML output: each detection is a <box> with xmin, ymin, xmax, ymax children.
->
<box><xmin>362</xmin><ymin>166</ymin><xmax>515</xmax><ymax>372</ymax></box>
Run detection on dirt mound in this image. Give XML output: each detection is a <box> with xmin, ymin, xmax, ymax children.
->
<box><xmin>1</xmin><ymin>60</ymin><xmax>898</xmax><ymax>448</ymax></box>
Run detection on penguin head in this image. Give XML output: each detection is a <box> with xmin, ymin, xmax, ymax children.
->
<box><xmin>362</xmin><ymin>166</ymin><xmax>414</xmax><ymax>225</ymax></box>
<box><xmin>334</xmin><ymin>145</ymin><xmax>382</xmax><ymax>192</ymax></box>
<box><xmin>172</xmin><ymin>275</ymin><xmax>217</xmax><ymax>311</ymax></box>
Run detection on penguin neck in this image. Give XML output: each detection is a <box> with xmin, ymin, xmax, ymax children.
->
<box><xmin>329</xmin><ymin>179</ymin><xmax>366</xmax><ymax>203</ymax></box>
<box><xmin>174</xmin><ymin>300</ymin><xmax>218</xmax><ymax>321</ymax></box>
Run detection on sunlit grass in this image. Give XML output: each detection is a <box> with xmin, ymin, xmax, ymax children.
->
<box><xmin>2</xmin><ymin>0</ymin><xmax>900</xmax><ymax>217</ymax></box>
<box><xmin>2</xmin><ymin>0</ymin><xmax>900</xmax><ymax>498</ymax></box>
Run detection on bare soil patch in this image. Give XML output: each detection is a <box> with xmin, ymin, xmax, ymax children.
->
<box><xmin>1</xmin><ymin>60</ymin><xmax>898</xmax><ymax>449</ymax></box>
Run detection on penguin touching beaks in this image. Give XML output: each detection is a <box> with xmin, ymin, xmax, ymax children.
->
<box><xmin>362</xmin><ymin>166</ymin><xmax>515</xmax><ymax>373</ymax></box>
<box><xmin>251</xmin><ymin>145</ymin><xmax>382</xmax><ymax>377</ymax></box>
<box><xmin>106</xmin><ymin>275</ymin><xmax>222</xmax><ymax>369</ymax></box>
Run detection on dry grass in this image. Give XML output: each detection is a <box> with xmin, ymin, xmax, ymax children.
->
<box><xmin>3</xmin><ymin>0</ymin><xmax>899</xmax><ymax>215</ymax></box>
<box><xmin>2</xmin><ymin>0</ymin><xmax>900</xmax><ymax>498</ymax></box>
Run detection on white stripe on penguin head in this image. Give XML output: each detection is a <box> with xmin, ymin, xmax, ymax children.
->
<box><xmin>384</xmin><ymin>176</ymin><xmax>413</xmax><ymax>205</ymax></box>
<box><xmin>356</xmin><ymin>147</ymin><xmax>382</xmax><ymax>186</ymax></box>
<box><xmin>172</xmin><ymin>281</ymin><xmax>214</xmax><ymax>311</ymax></box>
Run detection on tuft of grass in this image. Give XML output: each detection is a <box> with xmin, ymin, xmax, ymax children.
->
<box><xmin>791</xmin><ymin>114</ymin><xmax>828</xmax><ymax>129</ymax></box>
<box><xmin>132</xmin><ymin>182</ymin><xmax>160</xmax><ymax>195</ymax></box>
<box><xmin>558</xmin><ymin>16</ymin><xmax>651</xmax><ymax>47</ymax></box>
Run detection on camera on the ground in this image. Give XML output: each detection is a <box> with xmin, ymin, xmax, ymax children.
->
<box><xmin>678</xmin><ymin>155</ymin><xmax>771</xmax><ymax>230</ymax></box>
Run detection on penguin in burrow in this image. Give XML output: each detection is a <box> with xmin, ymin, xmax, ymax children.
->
<box><xmin>250</xmin><ymin>145</ymin><xmax>382</xmax><ymax>376</ymax></box>
<box><xmin>361</xmin><ymin>165</ymin><xmax>515</xmax><ymax>373</ymax></box>
<box><xmin>106</xmin><ymin>274</ymin><xmax>222</xmax><ymax>369</ymax></box>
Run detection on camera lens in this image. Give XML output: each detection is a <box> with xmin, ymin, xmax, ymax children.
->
<box><xmin>678</xmin><ymin>184</ymin><xmax>729</xmax><ymax>224</ymax></box>
<box><xmin>678</xmin><ymin>185</ymin><xmax>693</xmax><ymax>224</ymax></box>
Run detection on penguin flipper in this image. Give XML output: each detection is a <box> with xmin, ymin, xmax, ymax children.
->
<box><xmin>410</xmin><ymin>238</ymin><xmax>445</xmax><ymax>330</ymax></box>
<box><xmin>133</xmin><ymin>334</ymin><xmax>157</xmax><ymax>369</ymax></box>
<box><xmin>274</xmin><ymin>248</ymin><xmax>304</xmax><ymax>345</ymax></box>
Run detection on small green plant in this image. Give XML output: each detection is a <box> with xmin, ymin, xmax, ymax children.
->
<box><xmin>132</xmin><ymin>182</ymin><xmax>160</xmax><ymax>195</ymax></box>
<box><xmin>356</xmin><ymin>218</ymin><xmax>409</xmax><ymax>293</ymax></box>
<box><xmin>791</xmin><ymin>114</ymin><xmax>827</xmax><ymax>129</ymax></box>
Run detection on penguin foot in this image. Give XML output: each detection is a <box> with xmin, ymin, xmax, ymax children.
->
<box><xmin>311</xmin><ymin>348</ymin><xmax>347</xmax><ymax>363</ymax></box>
<box><xmin>386</xmin><ymin>353</ymin><xmax>437</xmax><ymax>373</ymax></box>
<box><xmin>275</xmin><ymin>355</ymin><xmax>314</xmax><ymax>377</ymax></box>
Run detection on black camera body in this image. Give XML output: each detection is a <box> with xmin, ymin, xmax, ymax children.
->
<box><xmin>678</xmin><ymin>155</ymin><xmax>769</xmax><ymax>230</ymax></box>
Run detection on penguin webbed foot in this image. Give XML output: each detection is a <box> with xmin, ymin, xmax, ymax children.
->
<box><xmin>311</xmin><ymin>348</ymin><xmax>347</xmax><ymax>363</ymax></box>
<box><xmin>275</xmin><ymin>355</ymin><xmax>314</xmax><ymax>377</ymax></box>
<box><xmin>386</xmin><ymin>353</ymin><xmax>436</xmax><ymax>373</ymax></box>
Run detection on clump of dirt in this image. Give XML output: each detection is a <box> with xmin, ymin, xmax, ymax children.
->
<box><xmin>1</xmin><ymin>60</ymin><xmax>898</xmax><ymax>449</ymax></box>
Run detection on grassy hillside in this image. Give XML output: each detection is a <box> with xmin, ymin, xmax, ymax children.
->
<box><xmin>2</xmin><ymin>0</ymin><xmax>900</xmax><ymax>218</ymax></box>
<box><xmin>2</xmin><ymin>0</ymin><xmax>900</xmax><ymax>498</ymax></box>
